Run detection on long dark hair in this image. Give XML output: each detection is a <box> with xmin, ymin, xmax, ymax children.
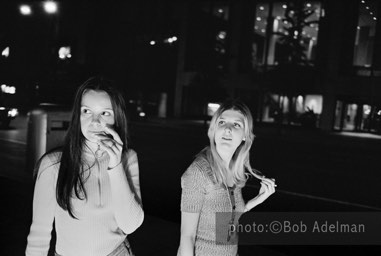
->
<box><xmin>56</xmin><ymin>76</ymin><xmax>129</xmax><ymax>218</ymax></box>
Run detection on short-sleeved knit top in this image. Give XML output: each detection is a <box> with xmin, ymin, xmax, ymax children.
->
<box><xmin>180</xmin><ymin>155</ymin><xmax>245</xmax><ymax>256</ymax></box>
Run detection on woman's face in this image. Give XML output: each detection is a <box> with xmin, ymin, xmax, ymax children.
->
<box><xmin>214</xmin><ymin>109</ymin><xmax>245</xmax><ymax>154</ymax></box>
<box><xmin>80</xmin><ymin>89</ymin><xmax>115</xmax><ymax>143</ymax></box>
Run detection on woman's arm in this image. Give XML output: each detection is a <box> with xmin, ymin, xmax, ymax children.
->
<box><xmin>108</xmin><ymin>151</ymin><xmax>144</xmax><ymax>234</ymax></box>
<box><xmin>177</xmin><ymin>212</ymin><xmax>200</xmax><ymax>256</ymax></box>
<box><xmin>126</xmin><ymin>150</ymin><xmax>142</xmax><ymax>205</ymax></box>
<box><xmin>178</xmin><ymin>159</ymin><xmax>208</xmax><ymax>256</ymax></box>
<box><xmin>26</xmin><ymin>156</ymin><xmax>58</xmax><ymax>256</ymax></box>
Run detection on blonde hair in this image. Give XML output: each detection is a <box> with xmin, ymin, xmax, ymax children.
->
<box><xmin>204</xmin><ymin>100</ymin><xmax>263</xmax><ymax>188</ymax></box>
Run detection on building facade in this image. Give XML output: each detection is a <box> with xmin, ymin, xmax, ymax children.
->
<box><xmin>174</xmin><ymin>0</ymin><xmax>381</xmax><ymax>134</ymax></box>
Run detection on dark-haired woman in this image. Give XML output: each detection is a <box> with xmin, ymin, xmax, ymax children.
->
<box><xmin>26</xmin><ymin>77</ymin><xmax>144</xmax><ymax>256</ymax></box>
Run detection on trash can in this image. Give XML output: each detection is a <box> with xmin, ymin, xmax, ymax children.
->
<box><xmin>26</xmin><ymin>104</ymin><xmax>71</xmax><ymax>175</ymax></box>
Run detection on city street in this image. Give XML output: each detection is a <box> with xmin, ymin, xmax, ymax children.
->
<box><xmin>2</xmin><ymin>1</ymin><xmax>381</xmax><ymax>255</ymax></box>
<box><xmin>1</xmin><ymin>114</ymin><xmax>381</xmax><ymax>255</ymax></box>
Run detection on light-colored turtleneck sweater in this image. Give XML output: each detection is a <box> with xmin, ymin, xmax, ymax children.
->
<box><xmin>26</xmin><ymin>148</ymin><xmax>144</xmax><ymax>256</ymax></box>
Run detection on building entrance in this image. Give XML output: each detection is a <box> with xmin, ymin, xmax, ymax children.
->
<box><xmin>334</xmin><ymin>100</ymin><xmax>381</xmax><ymax>134</ymax></box>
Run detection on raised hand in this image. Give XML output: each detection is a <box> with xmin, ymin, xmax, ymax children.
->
<box><xmin>245</xmin><ymin>177</ymin><xmax>276</xmax><ymax>212</ymax></box>
<box><xmin>94</xmin><ymin>126</ymin><xmax>124</xmax><ymax>169</ymax></box>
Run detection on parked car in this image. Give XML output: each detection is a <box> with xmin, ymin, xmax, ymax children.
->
<box><xmin>0</xmin><ymin>106</ymin><xmax>18</xmax><ymax>128</ymax></box>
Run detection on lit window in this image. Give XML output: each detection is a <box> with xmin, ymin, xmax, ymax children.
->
<box><xmin>353</xmin><ymin>0</ymin><xmax>378</xmax><ymax>67</ymax></box>
<box><xmin>363</xmin><ymin>105</ymin><xmax>371</xmax><ymax>115</ymax></box>
<box><xmin>253</xmin><ymin>1</ymin><xmax>322</xmax><ymax>68</ymax></box>
<box><xmin>304</xmin><ymin>95</ymin><xmax>323</xmax><ymax>114</ymax></box>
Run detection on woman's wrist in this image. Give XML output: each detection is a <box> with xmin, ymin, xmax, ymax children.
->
<box><xmin>245</xmin><ymin>196</ymin><xmax>261</xmax><ymax>212</ymax></box>
<box><xmin>107</xmin><ymin>161</ymin><xmax>122</xmax><ymax>170</ymax></box>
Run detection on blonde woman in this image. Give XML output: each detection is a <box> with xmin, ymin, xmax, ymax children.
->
<box><xmin>178</xmin><ymin>100</ymin><xmax>276</xmax><ymax>256</ymax></box>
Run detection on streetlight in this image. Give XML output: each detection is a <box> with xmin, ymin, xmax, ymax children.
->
<box><xmin>20</xmin><ymin>5</ymin><xmax>32</xmax><ymax>15</ymax></box>
<box><xmin>43</xmin><ymin>1</ymin><xmax>58</xmax><ymax>14</ymax></box>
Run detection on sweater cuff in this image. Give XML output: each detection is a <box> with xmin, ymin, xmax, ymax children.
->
<box><xmin>107</xmin><ymin>161</ymin><xmax>122</xmax><ymax>170</ymax></box>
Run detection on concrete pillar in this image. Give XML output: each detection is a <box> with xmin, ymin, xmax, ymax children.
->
<box><xmin>319</xmin><ymin>91</ymin><xmax>335</xmax><ymax>132</ymax></box>
<box><xmin>26</xmin><ymin>109</ymin><xmax>47</xmax><ymax>175</ymax></box>
<box><xmin>158</xmin><ymin>93</ymin><xmax>167</xmax><ymax>118</ymax></box>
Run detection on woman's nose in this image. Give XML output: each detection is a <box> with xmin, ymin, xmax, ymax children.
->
<box><xmin>224</xmin><ymin>124</ymin><xmax>232</xmax><ymax>133</ymax></box>
<box><xmin>91</xmin><ymin>114</ymin><xmax>102</xmax><ymax>124</ymax></box>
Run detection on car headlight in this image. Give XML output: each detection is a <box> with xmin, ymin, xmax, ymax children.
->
<box><xmin>8</xmin><ymin>108</ymin><xmax>18</xmax><ymax>117</ymax></box>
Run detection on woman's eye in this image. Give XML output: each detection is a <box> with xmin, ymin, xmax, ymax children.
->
<box><xmin>102</xmin><ymin>111</ymin><xmax>111</xmax><ymax>116</ymax></box>
<box><xmin>234</xmin><ymin>123</ymin><xmax>242</xmax><ymax>128</ymax></box>
<box><xmin>82</xmin><ymin>109</ymin><xmax>91</xmax><ymax>114</ymax></box>
<box><xmin>218</xmin><ymin>120</ymin><xmax>225</xmax><ymax>125</ymax></box>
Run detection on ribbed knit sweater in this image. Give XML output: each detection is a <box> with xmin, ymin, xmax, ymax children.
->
<box><xmin>180</xmin><ymin>156</ymin><xmax>245</xmax><ymax>256</ymax></box>
<box><xmin>26</xmin><ymin>149</ymin><xmax>144</xmax><ymax>256</ymax></box>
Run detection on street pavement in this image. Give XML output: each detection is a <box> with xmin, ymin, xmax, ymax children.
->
<box><xmin>1</xmin><ymin>115</ymin><xmax>381</xmax><ymax>255</ymax></box>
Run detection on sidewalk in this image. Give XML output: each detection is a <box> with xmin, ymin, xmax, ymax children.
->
<box><xmin>2</xmin><ymin>115</ymin><xmax>380</xmax><ymax>255</ymax></box>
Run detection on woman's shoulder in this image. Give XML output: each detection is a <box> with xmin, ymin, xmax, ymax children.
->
<box><xmin>44</xmin><ymin>150</ymin><xmax>62</xmax><ymax>162</ymax></box>
<box><xmin>126</xmin><ymin>148</ymin><xmax>137</xmax><ymax>159</ymax></box>
<box><xmin>188</xmin><ymin>152</ymin><xmax>210</xmax><ymax>169</ymax></box>
<box><xmin>182</xmin><ymin>155</ymin><xmax>212</xmax><ymax>184</ymax></box>
<box><xmin>125</xmin><ymin>148</ymin><xmax>138</xmax><ymax>166</ymax></box>
<box><xmin>35</xmin><ymin>150</ymin><xmax>62</xmax><ymax>178</ymax></box>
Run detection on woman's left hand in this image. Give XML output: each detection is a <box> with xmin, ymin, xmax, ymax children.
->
<box><xmin>245</xmin><ymin>177</ymin><xmax>276</xmax><ymax>212</ymax></box>
<box><xmin>95</xmin><ymin>126</ymin><xmax>124</xmax><ymax>169</ymax></box>
<box><xmin>256</xmin><ymin>177</ymin><xmax>276</xmax><ymax>204</ymax></box>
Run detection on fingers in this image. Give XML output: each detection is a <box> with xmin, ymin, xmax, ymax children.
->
<box><xmin>260</xmin><ymin>177</ymin><xmax>276</xmax><ymax>195</ymax></box>
<box><xmin>260</xmin><ymin>182</ymin><xmax>275</xmax><ymax>195</ymax></box>
<box><xmin>104</xmin><ymin>126</ymin><xmax>123</xmax><ymax>145</ymax></box>
<box><xmin>260</xmin><ymin>176</ymin><xmax>277</xmax><ymax>187</ymax></box>
<box><xmin>99</xmin><ymin>139</ymin><xmax>122</xmax><ymax>154</ymax></box>
<box><xmin>93</xmin><ymin>133</ymin><xmax>123</xmax><ymax>150</ymax></box>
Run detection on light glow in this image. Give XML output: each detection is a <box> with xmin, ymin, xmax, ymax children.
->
<box><xmin>43</xmin><ymin>1</ymin><xmax>58</xmax><ymax>14</ymax></box>
<box><xmin>8</xmin><ymin>108</ymin><xmax>19</xmax><ymax>118</ymax></box>
<box><xmin>1</xmin><ymin>84</ymin><xmax>16</xmax><ymax>94</ymax></box>
<box><xmin>207</xmin><ymin>103</ymin><xmax>220</xmax><ymax>116</ymax></box>
<box><xmin>218</xmin><ymin>31</ymin><xmax>226</xmax><ymax>40</ymax></box>
<box><xmin>363</xmin><ymin>105</ymin><xmax>371</xmax><ymax>115</ymax></box>
<box><xmin>2</xmin><ymin>47</ymin><xmax>9</xmax><ymax>57</ymax></box>
<box><xmin>20</xmin><ymin>5</ymin><xmax>32</xmax><ymax>15</ymax></box>
<box><xmin>58</xmin><ymin>46</ymin><xmax>71</xmax><ymax>60</ymax></box>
